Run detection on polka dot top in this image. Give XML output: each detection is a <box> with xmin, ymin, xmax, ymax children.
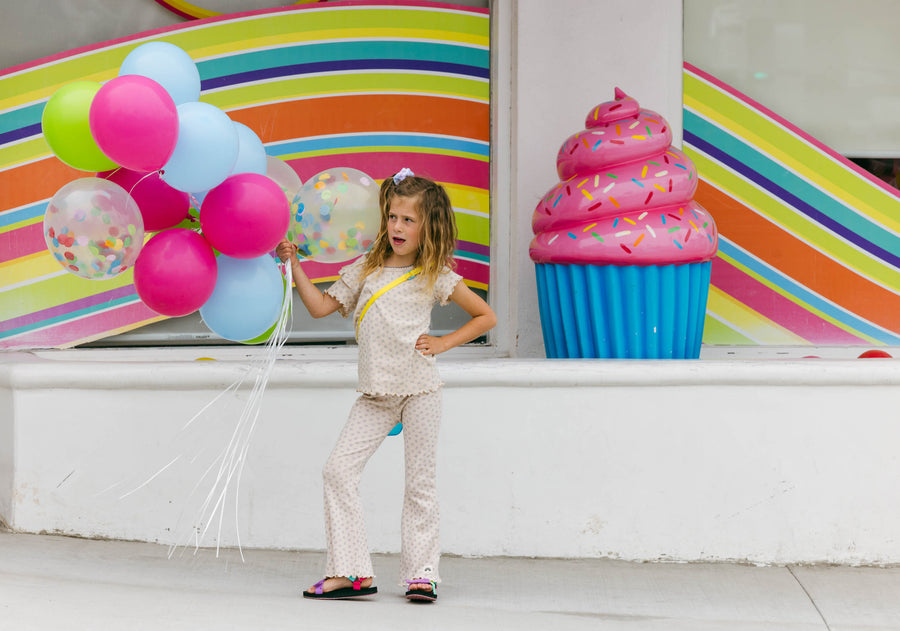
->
<box><xmin>326</xmin><ymin>255</ymin><xmax>462</xmax><ymax>396</ymax></box>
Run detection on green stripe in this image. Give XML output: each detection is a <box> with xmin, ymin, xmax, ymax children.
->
<box><xmin>0</xmin><ymin>7</ymin><xmax>487</xmax><ymax>98</ymax></box>
<box><xmin>701</xmin><ymin>313</ymin><xmax>756</xmax><ymax>346</ymax></box>
<box><xmin>455</xmin><ymin>211</ymin><xmax>488</xmax><ymax>246</ymax></box>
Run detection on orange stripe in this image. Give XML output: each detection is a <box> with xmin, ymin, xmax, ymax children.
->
<box><xmin>0</xmin><ymin>158</ymin><xmax>83</xmax><ymax>211</ymax></box>
<box><xmin>2</xmin><ymin>95</ymin><xmax>488</xmax><ymax>208</ymax></box>
<box><xmin>697</xmin><ymin>181</ymin><xmax>900</xmax><ymax>332</ymax></box>
<box><xmin>228</xmin><ymin>94</ymin><xmax>489</xmax><ymax>144</ymax></box>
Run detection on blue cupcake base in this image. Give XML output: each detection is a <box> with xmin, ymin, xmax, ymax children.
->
<box><xmin>534</xmin><ymin>262</ymin><xmax>712</xmax><ymax>359</ymax></box>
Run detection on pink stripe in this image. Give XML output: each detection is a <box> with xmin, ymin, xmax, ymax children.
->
<box><xmin>300</xmin><ymin>255</ymin><xmax>489</xmax><ymax>288</ymax></box>
<box><xmin>453</xmin><ymin>257</ymin><xmax>488</xmax><ymax>287</ymax></box>
<box><xmin>683</xmin><ymin>62</ymin><xmax>899</xmax><ymax>196</ymax></box>
<box><xmin>284</xmin><ymin>153</ymin><xmax>489</xmax><ymax>191</ymax></box>
<box><xmin>710</xmin><ymin>257</ymin><xmax>866</xmax><ymax>345</ymax></box>
<box><xmin>1</xmin><ymin>223</ymin><xmax>45</xmax><ymax>262</ymax></box>
<box><xmin>0</xmin><ymin>300</ymin><xmax>159</xmax><ymax>350</ymax></box>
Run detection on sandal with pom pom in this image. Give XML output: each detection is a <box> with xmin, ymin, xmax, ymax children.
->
<box><xmin>405</xmin><ymin>578</ymin><xmax>437</xmax><ymax>602</ymax></box>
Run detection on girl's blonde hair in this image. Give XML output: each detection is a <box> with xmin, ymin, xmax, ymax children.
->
<box><xmin>362</xmin><ymin>173</ymin><xmax>458</xmax><ymax>289</ymax></box>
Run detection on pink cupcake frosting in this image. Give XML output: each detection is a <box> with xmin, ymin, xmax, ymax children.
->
<box><xmin>530</xmin><ymin>88</ymin><xmax>718</xmax><ymax>265</ymax></box>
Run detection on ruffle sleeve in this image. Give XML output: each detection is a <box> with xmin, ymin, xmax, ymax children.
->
<box><xmin>324</xmin><ymin>257</ymin><xmax>366</xmax><ymax>318</ymax></box>
<box><xmin>433</xmin><ymin>267</ymin><xmax>463</xmax><ymax>306</ymax></box>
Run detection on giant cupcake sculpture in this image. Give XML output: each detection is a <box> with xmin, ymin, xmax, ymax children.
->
<box><xmin>530</xmin><ymin>88</ymin><xmax>718</xmax><ymax>358</ymax></box>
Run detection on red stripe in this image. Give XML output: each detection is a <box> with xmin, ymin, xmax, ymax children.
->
<box><xmin>710</xmin><ymin>256</ymin><xmax>866</xmax><ymax>345</ymax></box>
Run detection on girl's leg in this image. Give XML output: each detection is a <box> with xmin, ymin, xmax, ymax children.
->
<box><xmin>398</xmin><ymin>389</ymin><xmax>442</xmax><ymax>586</ymax></box>
<box><xmin>322</xmin><ymin>394</ymin><xmax>400</xmax><ymax>581</ymax></box>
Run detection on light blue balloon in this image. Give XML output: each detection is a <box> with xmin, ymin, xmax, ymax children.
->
<box><xmin>119</xmin><ymin>41</ymin><xmax>200</xmax><ymax>105</ymax></box>
<box><xmin>200</xmin><ymin>255</ymin><xmax>283</xmax><ymax>342</ymax></box>
<box><xmin>230</xmin><ymin>122</ymin><xmax>267</xmax><ymax>176</ymax></box>
<box><xmin>162</xmin><ymin>102</ymin><xmax>239</xmax><ymax>193</ymax></box>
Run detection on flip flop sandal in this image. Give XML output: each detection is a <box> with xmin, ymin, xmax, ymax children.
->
<box><xmin>405</xmin><ymin>578</ymin><xmax>437</xmax><ymax>602</ymax></box>
<box><xmin>303</xmin><ymin>576</ymin><xmax>377</xmax><ymax>600</ymax></box>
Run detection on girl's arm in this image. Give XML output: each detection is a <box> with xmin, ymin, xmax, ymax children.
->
<box><xmin>415</xmin><ymin>280</ymin><xmax>497</xmax><ymax>356</ymax></box>
<box><xmin>275</xmin><ymin>239</ymin><xmax>341</xmax><ymax>319</ymax></box>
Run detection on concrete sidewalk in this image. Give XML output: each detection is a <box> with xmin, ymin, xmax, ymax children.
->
<box><xmin>2</xmin><ymin>531</ymin><xmax>899</xmax><ymax>630</ymax></box>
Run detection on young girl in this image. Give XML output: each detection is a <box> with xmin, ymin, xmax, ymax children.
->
<box><xmin>276</xmin><ymin>169</ymin><xmax>496</xmax><ymax>602</ymax></box>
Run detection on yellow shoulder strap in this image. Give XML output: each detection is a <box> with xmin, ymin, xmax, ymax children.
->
<box><xmin>355</xmin><ymin>267</ymin><xmax>422</xmax><ymax>337</ymax></box>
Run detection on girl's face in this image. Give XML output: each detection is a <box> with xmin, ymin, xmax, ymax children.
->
<box><xmin>385</xmin><ymin>195</ymin><xmax>421</xmax><ymax>266</ymax></box>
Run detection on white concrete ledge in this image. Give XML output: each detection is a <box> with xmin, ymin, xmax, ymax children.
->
<box><xmin>5</xmin><ymin>350</ymin><xmax>900</xmax><ymax>389</ymax></box>
<box><xmin>3</xmin><ymin>349</ymin><xmax>900</xmax><ymax>565</ymax></box>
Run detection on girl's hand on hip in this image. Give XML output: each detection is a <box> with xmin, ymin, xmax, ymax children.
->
<box><xmin>416</xmin><ymin>334</ymin><xmax>447</xmax><ymax>356</ymax></box>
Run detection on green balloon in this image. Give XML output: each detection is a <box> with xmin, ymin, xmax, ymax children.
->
<box><xmin>41</xmin><ymin>81</ymin><xmax>118</xmax><ymax>172</ymax></box>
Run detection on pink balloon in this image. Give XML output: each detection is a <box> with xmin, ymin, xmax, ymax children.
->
<box><xmin>200</xmin><ymin>173</ymin><xmax>290</xmax><ymax>259</ymax></box>
<box><xmin>89</xmin><ymin>75</ymin><xmax>178</xmax><ymax>172</ymax></box>
<box><xmin>99</xmin><ymin>168</ymin><xmax>190</xmax><ymax>232</ymax></box>
<box><xmin>133</xmin><ymin>229</ymin><xmax>217</xmax><ymax>317</ymax></box>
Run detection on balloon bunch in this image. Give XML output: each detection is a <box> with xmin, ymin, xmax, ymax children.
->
<box><xmin>40</xmin><ymin>41</ymin><xmax>297</xmax><ymax>343</ymax></box>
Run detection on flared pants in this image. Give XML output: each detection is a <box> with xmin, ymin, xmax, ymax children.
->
<box><xmin>322</xmin><ymin>389</ymin><xmax>442</xmax><ymax>585</ymax></box>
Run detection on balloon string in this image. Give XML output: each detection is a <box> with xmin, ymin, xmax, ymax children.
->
<box><xmin>127</xmin><ymin>170</ymin><xmax>159</xmax><ymax>198</ymax></box>
<box><xmin>163</xmin><ymin>260</ymin><xmax>294</xmax><ymax>561</ymax></box>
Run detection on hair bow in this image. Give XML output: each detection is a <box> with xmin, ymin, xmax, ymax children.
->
<box><xmin>393</xmin><ymin>168</ymin><xmax>414</xmax><ymax>184</ymax></box>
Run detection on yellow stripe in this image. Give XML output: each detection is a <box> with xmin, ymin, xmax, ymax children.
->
<box><xmin>0</xmin><ymin>252</ymin><xmax>64</xmax><ymax>290</ymax></box>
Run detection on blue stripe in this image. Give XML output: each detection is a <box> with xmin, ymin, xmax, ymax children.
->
<box><xmin>0</xmin><ymin>102</ymin><xmax>45</xmax><ymax>136</ymax></box>
<box><xmin>684</xmin><ymin>110</ymin><xmax>900</xmax><ymax>268</ymax></box>
<box><xmin>718</xmin><ymin>238</ymin><xmax>900</xmax><ymax>344</ymax></box>
<box><xmin>454</xmin><ymin>250</ymin><xmax>488</xmax><ymax>263</ymax></box>
<box><xmin>197</xmin><ymin>41</ymin><xmax>488</xmax><ymax>81</ymax></box>
<box><xmin>0</xmin><ymin>201</ymin><xmax>47</xmax><ymax>228</ymax></box>
<box><xmin>268</xmin><ymin>133</ymin><xmax>488</xmax><ymax>157</ymax></box>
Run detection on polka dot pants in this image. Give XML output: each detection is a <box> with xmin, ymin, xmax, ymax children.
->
<box><xmin>322</xmin><ymin>389</ymin><xmax>442</xmax><ymax>586</ymax></box>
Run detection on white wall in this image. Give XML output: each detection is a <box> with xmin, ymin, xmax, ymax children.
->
<box><xmin>509</xmin><ymin>0</ymin><xmax>684</xmax><ymax>357</ymax></box>
<box><xmin>5</xmin><ymin>351</ymin><xmax>900</xmax><ymax>565</ymax></box>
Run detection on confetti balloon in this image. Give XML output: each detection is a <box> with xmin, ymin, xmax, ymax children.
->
<box><xmin>43</xmin><ymin>177</ymin><xmax>145</xmax><ymax>280</ymax></box>
<box><xmin>265</xmin><ymin>156</ymin><xmax>303</xmax><ymax>204</ymax></box>
<box><xmin>287</xmin><ymin>167</ymin><xmax>380</xmax><ymax>264</ymax></box>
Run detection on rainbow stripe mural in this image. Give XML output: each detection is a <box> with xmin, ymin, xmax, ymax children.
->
<box><xmin>684</xmin><ymin>62</ymin><xmax>900</xmax><ymax>346</ymax></box>
<box><xmin>0</xmin><ymin>1</ymin><xmax>489</xmax><ymax>349</ymax></box>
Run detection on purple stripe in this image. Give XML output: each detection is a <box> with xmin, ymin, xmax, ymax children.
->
<box><xmin>201</xmin><ymin>59</ymin><xmax>488</xmax><ymax>91</ymax></box>
<box><xmin>0</xmin><ymin>123</ymin><xmax>41</xmax><ymax>145</ymax></box>
<box><xmin>0</xmin><ymin>284</ymin><xmax>137</xmax><ymax>333</ymax></box>
<box><xmin>457</xmin><ymin>239</ymin><xmax>489</xmax><ymax>256</ymax></box>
